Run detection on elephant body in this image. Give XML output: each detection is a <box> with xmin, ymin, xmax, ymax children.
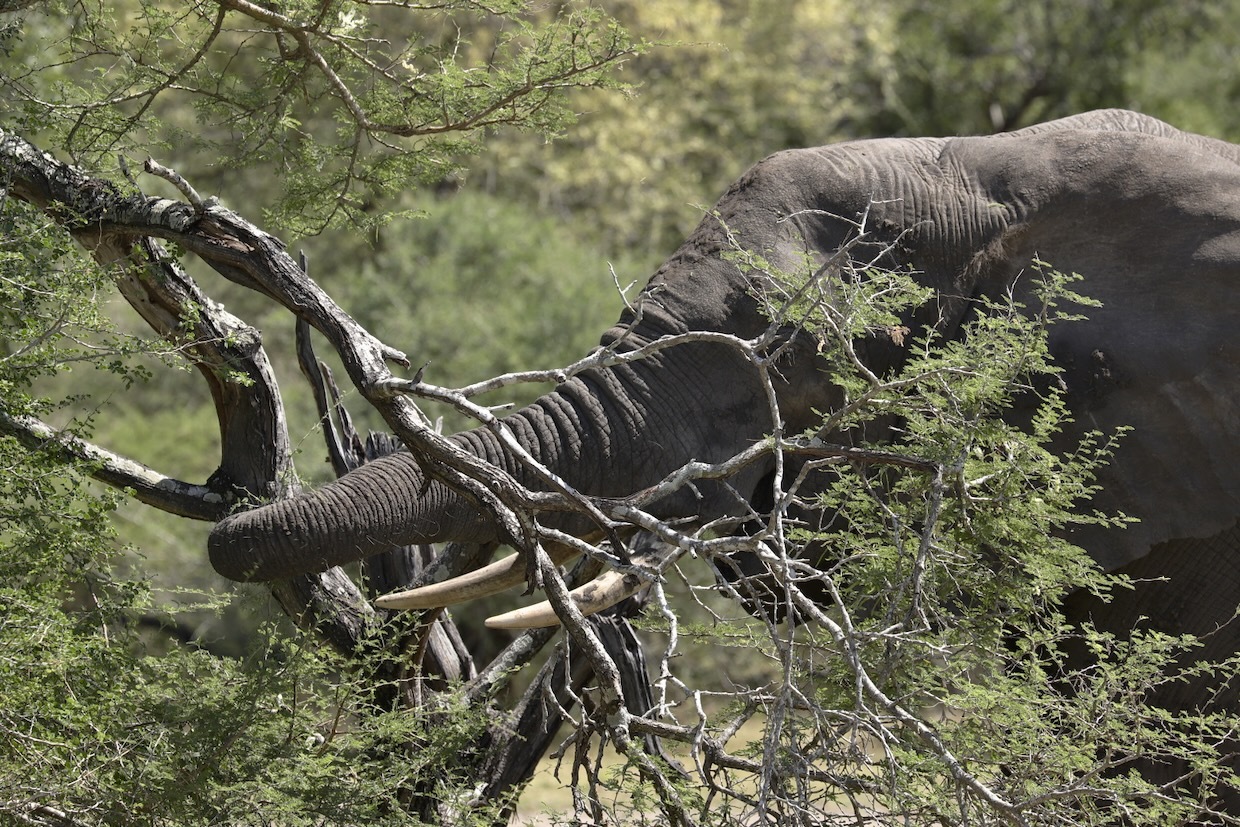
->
<box><xmin>209</xmin><ymin>110</ymin><xmax>1240</xmax><ymax>800</ymax></box>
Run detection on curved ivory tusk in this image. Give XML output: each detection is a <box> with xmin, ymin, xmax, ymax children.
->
<box><xmin>375</xmin><ymin>544</ymin><xmax>580</xmax><ymax>610</ymax></box>
<box><xmin>483</xmin><ymin>568</ymin><xmax>647</xmax><ymax>629</ymax></box>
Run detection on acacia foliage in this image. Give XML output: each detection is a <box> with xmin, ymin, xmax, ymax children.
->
<box><xmin>0</xmin><ymin>203</ymin><xmax>475</xmax><ymax>823</ymax></box>
<box><xmin>2</xmin><ymin>0</ymin><xmax>643</xmax><ymax>235</ymax></box>
<box><xmin>585</xmin><ymin>251</ymin><xmax>1237</xmax><ymax>825</ymax></box>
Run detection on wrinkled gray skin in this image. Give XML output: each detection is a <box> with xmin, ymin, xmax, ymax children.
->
<box><xmin>211</xmin><ymin>109</ymin><xmax>1240</xmax><ymax>790</ymax></box>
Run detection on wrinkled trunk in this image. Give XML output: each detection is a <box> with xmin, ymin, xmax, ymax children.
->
<box><xmin>209</xmin><ymin>449</ymin><xmax>491</xmax><ymax>581</ymax></box>
<box><xmin>205</xmin><ymin>149</ymin><xmax>851</xmax><ymax>587</ymax></box>
<box><xmin>208</xmin><ymin>334</ymin><xmax>775</xmax><ymax>582</ymax></box>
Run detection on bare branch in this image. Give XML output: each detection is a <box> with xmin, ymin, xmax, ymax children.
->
<box><xmin>0</xmin><ymin>411</ymin><xmax>227</xmax><ymax>521</ymax></box>
<box><xmin>143</xmin><ymin>158</ymin><xmax>212</xmax><ymax>212</ymax></box>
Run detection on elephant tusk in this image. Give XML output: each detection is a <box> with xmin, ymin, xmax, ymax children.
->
<box><xmin>484</xmin><ymin>537</ymin><xmax>678</xmax><ymax>628</ymax></box>
<box><xmin>483</xmin><ymin>568</ymin><xmax>648</xmax><ymax>629</ymax></box>
<box><xmin>375</xmin><ymin>544</ymin><xmax>580</xmax><ymax>610</ymax></box>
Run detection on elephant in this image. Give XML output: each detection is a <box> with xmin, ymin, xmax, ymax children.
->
<box><xmin>209</xmin><ymin>108</ymin><xmax>1240</xmax><ymax>802</ymax></box>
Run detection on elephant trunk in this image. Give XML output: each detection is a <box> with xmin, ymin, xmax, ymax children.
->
<box><xmin>208</xmin><ymin>233</ymin><xmax>784</xmax><ymax>585</ymax></box>
<box><xmin>208</xmin><ymin>334</ymin><xmax>773</xmax><ymax>584</ymax></box>
<box><xmin>208</xmin><ymin>450</ymin><xmax>496</xmax><ymax>582</ymax></box>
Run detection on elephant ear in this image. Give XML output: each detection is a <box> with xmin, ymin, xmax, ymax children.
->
<box><xmin>937</xmin><ymin>126</ymin><xmax>1240</xmax><ymax>572</ymax></box>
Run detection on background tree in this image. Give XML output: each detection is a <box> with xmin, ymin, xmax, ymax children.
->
<box><xmin>845</xmin><ymin>0</ymin><xmax>1219</xmax><ymax>135</ymax></box>
<box><xmin>469</xmin><ymin>0</ymin><xmax>862</xmax><ymax>256</ymax></box>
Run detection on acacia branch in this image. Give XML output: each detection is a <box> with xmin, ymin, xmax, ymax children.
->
<box><xmin>0</xmin><ymin>127</ymin><xmax>385</xmax><ymax>657</ymax></box>
<box><xmin>0</xmin><ymin>126</ymin><xmax>527</xmax><ymax>551</ymax></box>
<box><xmin>217</xmin><ymin>0</ymin><xmax>639</xmax><ymax>140</ymax></box>
<box><xmin>0</xmin><ymin>128</ymin><xmax>292</xmax><ymax>499</ymax></box>
<box><xmin>0</xmin><ymin>411</ymin><xmax>227</xmax><ymax>521</ymax></box>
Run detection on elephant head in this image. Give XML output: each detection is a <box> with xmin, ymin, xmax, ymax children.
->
<box><xmin>209</xmin><ymin>109</ymin><xmax>1240</xmax><ymax>636</ymax></box>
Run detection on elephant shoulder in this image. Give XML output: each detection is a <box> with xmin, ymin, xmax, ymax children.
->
<box><xmin>1008</xmin><ymin>109</ymin><xmax>1183</xmax><ymax>139</ymax></box>
<box><xmin>1006</xmin><ymin>108</ymin><xmax>1240</xmax><ymax>167</ymax></box>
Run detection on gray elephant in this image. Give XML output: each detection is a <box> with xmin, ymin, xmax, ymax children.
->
<box><xmin>209</xmin><ymin>108</ymin><xmax>1240</xmax><ymax>798</ymax></box>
